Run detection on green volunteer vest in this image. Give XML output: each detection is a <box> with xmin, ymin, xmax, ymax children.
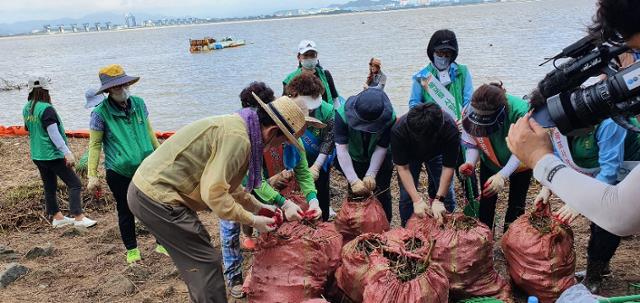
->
<box><xmin>569</xmin><ymin>126</ymin><xmax>601</xmax><ymax>169</ymax></box>
<box><xmin>93</xmin><ymin>96</ymin><xmax>155</xmax><ymax>178</ymax></box>
<box><xmin>421</xmin><ymin>63</ymin><xmax>468</xmax><ymax>119</ymax></box>
<box><xmin>309</xmin><ymin>100</ymin><xmax>335</xmax><ymax>138</ymax></box>
<box><xmin>336</xmin><ymin>104</ymin><xmax>395</xmax><ymax>163</ymax></box>
<box><xmin>624</xmin><ymin>118</ymin><xmax>640</xmax><ymax>161</ymax></box>
<box><xmin>22</xmin><ymin>101</ymin><xmax>68</xmax><ymax>161</ymax></box>
<box><xmin>482</xmin><ymin>95</ymin><xmax>530</xmax><ymax>173</ymax></box>
<box><xmin>283</xmin><ymin>66</ymin><xmax>334</xmax><ymax>102</ymax></box>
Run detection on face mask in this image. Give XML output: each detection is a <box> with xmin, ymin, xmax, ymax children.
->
<box><xmin>110</xmin><ymin>88</ymin><xmax>130</xmax><ymax>103</ymax></box>
<box><xmin>433</xmin><ymin>54</ymin><xmax>451</xmax><ymax>71</ymax></box>
<box><xmin>301</xmin><ymin>58</ymin><xmax>318</xmax><ymax>70</ymax></box>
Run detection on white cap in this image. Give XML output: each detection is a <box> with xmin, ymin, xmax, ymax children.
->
<box><xmin>27</xmin><ymin>77</ymin><xmax>51</xmax><ymax>93</ymax></box>
<box><xmin>297</xmin><ymin>40</ymin><xmax>317</xmax><ymax>55</ymax></box>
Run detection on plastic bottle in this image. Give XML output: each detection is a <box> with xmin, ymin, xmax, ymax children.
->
<box><xmin>527</xmin><ymin>296</ymin><xmax>539</xmax><ymax>303</ymax></box>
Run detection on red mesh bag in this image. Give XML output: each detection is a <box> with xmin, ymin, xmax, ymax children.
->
<box><xmin>407</xmin><ymin>214</ymin><xmax>512</xmax><ymax>302</ymax></box>
<box><xmin>243</xmin><ymin>221</ymin><xmax>343</xmax><ymax>302</ymax></box>
<box><xmin>335</xmin><ymin>196</ymin><xmax>390</xmax><ymax>243</ymax></box>
<box><xmin>384</xmin><ymin>228</ymin><xmax>432</xmax><ymax>256</ymax></box>
<box><xmin>501</xmin><ymin>205</ymin><xmax>577</xmax><ymax>303</ymax></box>
<box><xmin>334</xmin><ymin>233</ymin><xmax>388</xmax><ymax>303</ymax></box>
<box><xmin>301</xmin><ymin>299</ymin><xmax>330</xmax><ymax>303</ymax></box>
<box><xmin>362</xmin><ymin>243</ymin><xmax>449</xmax><ymax>303</ymax></box>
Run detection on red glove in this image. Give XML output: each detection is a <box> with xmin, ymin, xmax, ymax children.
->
<box><xmin>459</xmin><ymin>163</ymin><xmax>475</xmax><ymax>177</ymax></box>
<box><xmin>258</xmin><ymin>207</ymin><xmax>284</xmax><ymax>228</ymax></box>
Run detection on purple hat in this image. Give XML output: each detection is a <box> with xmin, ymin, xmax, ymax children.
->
<box><xmin>95</xmin><ymin>64</ymin><xmax>139</xmax><ymax>95</ymax></box>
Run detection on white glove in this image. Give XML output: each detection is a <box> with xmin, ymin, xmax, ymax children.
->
<box><xmin>363</xmin><ymin>175</ymin><xmax>377</xmax><ymax>192</ymax></box>
<box><xmin>87</xmin><ymin>176</ymin><xmax>100</xmax><ymax>192</ymax></box>
<box><xmin>307</xmin><ymin>199</ymin><xmax>322</xmax><ymax>220</ymax></box>
<box><xmin>309</xmin><ymin>165</ymin><xmax>321</xmax><ymax>181</ymax></box>
<box><xmin>252</xmin><ymin>215</ymin><xmax>276</xmax><ymax>233</ymax></box>
<box><xmin>431</xmin><ymin>199</ymin><xmax>447</xmax><ymax>225</ymax></box>
<box><xmin>64</xmin><ymin>152</ymin><xmax>76</xmax><ymax>168</ymax></box>
<box><xmin>281</xmin><ymin>199</ymin><xmax>303</xmax><ymax>221</ymax></box>
<box><xmin>482</xmin><ymin>174</ymin><xmax>506</xmax><ymax>197</ymax></box>
<box><xmin>554</xmin><ymin>204</ymin><xmax>580</xmax><ymax>224</ymax></box>
<box><xmin>534</xmin><ymin>186</ymin><xmax>552</xmax><ymax>208</ymax></box>
<box><xmin>350</xmin><ymin>179</ymin><xmax>370</xmax><ymax>197</ymax></box>
<box><xmin>413</xmin><ymin>198</ymin><xmax>429</xmax><ymax>218</ymax></box>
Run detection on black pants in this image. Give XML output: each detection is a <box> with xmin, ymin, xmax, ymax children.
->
<box><xmin>352</xmin><ymin>154</ymin><xmax>393</xmax><ymax>223</ymax></box>
<box><xmin>587</xmin><ymin>223</ymin><xmax>621</xmax><ymax>263</ymax></box>
<box><xmin>33</xmin><ymin>159</ymin><xmax>83</xmax><ymax>216</ymax></box>
<box><xmin>316</xmin><ymin>167</ymin><xmax>331</xmax><ymax>222</ymax></box>
<box><xmin>106</xmin><ymin>169</ymin><xmax>138</xmax><ymax>250</ymax></box>
<box><xmin>478</xmin><ymin>162</ymin><xmax>532</xmax><ymax>232</ymax></box>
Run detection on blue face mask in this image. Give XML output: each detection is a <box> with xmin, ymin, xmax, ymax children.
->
<box><xmin>433</xmin><ymin>54</ymin><xmax>451</xmax><ymax>71</ymax></box>
<box><xmin>301</xmin><ymin>58</ymin><xmax>318</xmax><ymax>70</ymax></box>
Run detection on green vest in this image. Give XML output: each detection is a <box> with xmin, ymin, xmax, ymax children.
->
<box><xmin>22</xmin><ymin>101</ymin><xmax>68</xmax><ymax>161</ymax></box>
<box><xmin>482</xmin><ymin>95</ymin><xmax>530</xmax><ymax>172</ymax></box>
<box><xmin>624</xmin><ymin>118</ymin><xmax>640</xmax><ymax>161</ymax></box>
<box><xmin>569</xmin><ymin>127</ymin><xmax>601</xmax><ymax>169</ymax></box>
<box><xmin>336</xmin><ymin>104</ymin><xmax>395</xmax><ymax>163</ymax></box>
<box><xmin>93</xmin><ymin>96</ymin><xmax>155</xmax><ymax>178</ymax></box>
<box><xmin>309</xmin><ymin>100</ymin><xmax>335</xmax><ymax>137</ymax></box>
<box><xmin>283</xmin><ymin>66</ymin><xmax>334</xmax><ymax>102</ymax></box>
<box><xmin>421</xmin><ymin>63</ymin><xmax>468</xmax><ymax>119</ymax></box>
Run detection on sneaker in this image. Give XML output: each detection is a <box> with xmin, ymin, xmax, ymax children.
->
<box><xmin>74</xmin><ymin>217</ymin><xmax>97</xmax><ymax>228</ymax></box>
<box><xmin>328</xmin><ymin>207</ymin><xmax>337</xmax><ymax>221</ymax></box>
<box><xmin>126</xmin><ymin>248</ymin><xmax>142</xmax><ymax>264</ymax></box>
<box><xmin>52</xmin><ymin>216</ymin><xmax>74</xmax><ymax>228</ymax></box>
<box><xmin>155</xmin><ymin>244</ymin><xmax>169</xmax><ymax>257</ymax></box>
<box><xmin>241</xmin><ymin>237</ymin><xmax>256</xmax><ymax>251</ymax></box>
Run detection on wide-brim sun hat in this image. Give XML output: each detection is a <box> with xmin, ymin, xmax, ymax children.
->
<box><xmin>27</xmin><ymin>76</ymin><xmax>51</xmax><ymax>93</ymax></box>
<box><xmin>95</xmin><ymin>64</ymin><xmax>140</xmax><ymax>95</ymax></box>
<box><xmin>252</xmin><ymin>93</ymin><xmax>323</xmax><ymax>152</ymax></box>
<box><xmin>85</xmin><ymin>88</ymin><xmax>104</xmax><ymax>109</ymax></box>
<box><xmin>461</xmin><ymin>104</ymin><xmax>506</xmax><ymax>137</ymax></box>
<box><xmin>345</xmin><ymin>88</ymin><xmax>394</xmax><ymax>134</ymax></box>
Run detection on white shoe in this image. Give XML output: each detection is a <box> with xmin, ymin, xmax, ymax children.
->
<box><xmin>74</xmin><ymin>217</ymin><xmax>97</xmax><ymax>228</ymax></box>
<box><xmin>52</xmin><ymin>216</ymin><xmax>74</xmax><ymax>228</ymax></box>
<box><xmin>328</xmin><ymin>207</ymin><xmax>337</xmax><ymax>221</ymax></box>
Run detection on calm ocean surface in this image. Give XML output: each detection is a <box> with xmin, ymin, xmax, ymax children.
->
<box><xmin>0</xmin><ymin>0</ymin><xmax>594</xmax><ymax>130</ymax></box>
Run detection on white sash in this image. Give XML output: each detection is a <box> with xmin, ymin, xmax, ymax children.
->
<box><xmin>617</xmin><ymin>161</ymin><xmax>640</xmax><ymax>182</ymax></box>
<box><xmin>423</xmin><ymin>74</ymin><xmax>460</xmax><ymax>120</ymax></box>
<box><xmin>550</xmin><ymin>128</ymin><xmax>600</xmax><ymax>176</ymax></box>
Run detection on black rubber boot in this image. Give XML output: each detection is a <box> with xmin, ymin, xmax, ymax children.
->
<box><xmin>576</xmin><ymin>261</ymin><xmax>611</xmax><ymax>280</ymax></box>
<box><xmin>582</xmin><ymin>260</ymin><xmax>608</xmax><ymax>294</ymax></box>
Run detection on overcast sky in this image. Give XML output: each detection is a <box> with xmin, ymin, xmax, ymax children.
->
<box><xmin>0</xmin><ymin>0</ymin><xmax>350</xmax><ymax>23</ymax></box>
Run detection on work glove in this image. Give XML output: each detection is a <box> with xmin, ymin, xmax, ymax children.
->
<box><xmin>87</xmin><ymin>176</ymin><xmax>100</xmax><ymax>192</ymax></box>
<box><xmin>252</xmin><ymin>215</ymin><xmax>276</xmax><ymax>233</ymax></box>
<box><xmin>363</xmin><ymin>175</ymin><xmax>377</xmax><ymax>192</ymax></box>
<box><xmin>281</xmin><ymin>199</ymin><xmax>303</xmax><ymax>221</ymax></box>
<box><xmin>458</xmin><ymin>163</ymin><xmax>475</xmax><ymax>178</ymax></box>
<box><xmin>306</xmin><ymin>199</ymin><xmax>322</xmax><ymax>220</ymax></box>
<box><xmin>350</xmin><ymin>179</ymin><xmax>370</xmax><ymax>197</ymax></box>
<box><xmin>64</xmin><ymin>152</ymin><xmax>76</xmax><ymax>168</ymax></box>
<box><xmin>430</xmin><ymin>199</ymin><xmax>447</xmax><ymax>225</ymax></box>
<box><xmin>413</xmin><ymin>198</ymin><xmax>429</xmax><ymax>218</ymax></box>
<box><xmin>268</xmin><ymin>170</ymin><xmax>293</xmax><ymax>189</ymax></box>
<box><xmin>534</xmin><ymin>186</ymin><xmax>552</xmax><ymax>209</ymax></box>
<box><xmin>554</xmin><ymin>204</ymin><xmax>580</xmax><ymax>224</ymax></box>
<box><xmin>309</xmin><ymin>165</ymin><xmax>321</xmax><ymax>181</ymax></box>
<box><xmin>482</xmin><ymin>173</ymin><xmax>506</xmax><ymax>198</ymax></box>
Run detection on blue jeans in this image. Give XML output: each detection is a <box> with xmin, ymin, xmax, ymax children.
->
<box><xmin>219</xmin><ymin>219</ymin><xmax>243</xmax><ymax>286</ymax></box>
<box><xmin>398</xmin><ymin>155</ymin><xmax>456</xmax><ymax>227</ymax></box>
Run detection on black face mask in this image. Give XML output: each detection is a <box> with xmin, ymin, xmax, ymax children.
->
<box><xmin>462</xmin><ymin>105</ymin><xmax>506</xmax><ymax>137</ymax></box>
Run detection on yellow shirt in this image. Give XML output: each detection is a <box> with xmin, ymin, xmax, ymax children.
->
<box><xmin>132</xmin><ymin>114</ymin><xmax>260</xmax><ymax>225</ymax></box>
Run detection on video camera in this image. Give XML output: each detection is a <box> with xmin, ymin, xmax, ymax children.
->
<box><xmin>533</xmin><ymin>35</ymin><xmax>640</xmax><ymax>136</ymax></box>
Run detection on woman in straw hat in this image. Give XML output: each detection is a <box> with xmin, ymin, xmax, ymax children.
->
<box><xmin>86</xmin><ymin>64</ymin><xmax>164</xmax><ymax>264</ymax></box>
<box><xmin>127</xmin><ymin>92</ymin><xmax>318</xmax><ymax>302</ymax></box>
<box><xmin>22</xmin><ymin>76</ymin><xmax>97</xmax><ymax>228</ymax></box>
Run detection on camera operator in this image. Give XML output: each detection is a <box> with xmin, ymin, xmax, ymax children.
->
<box><xmin>507</xmin><ymin>0</ymin><xmax>640</xmax><ymax>238</ymax></box>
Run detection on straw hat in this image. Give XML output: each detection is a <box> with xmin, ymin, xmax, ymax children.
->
<box><xmin>252</xmin><ymin>93</ymin><xmax>323</xmax><ymax>152</ymax></box>
<box><xmin>95</xmin><ymin>64</ymin><xmax>140</xmax><ymax>95</ymax></box>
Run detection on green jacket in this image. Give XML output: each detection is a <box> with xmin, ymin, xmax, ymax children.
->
<box><xmin>336</xmin><ymin>103</ymin><xmax>395</xmax><ymax>163</ymax></box>
<box><xmin>22</xmin><ymin>101</ymin><xmax>68</xmax><ymax>161</ymax></box>
<box><xmin>421</xmin><ymin>63</ymin><xmax>469</xmax><ymax>119</ymax></box>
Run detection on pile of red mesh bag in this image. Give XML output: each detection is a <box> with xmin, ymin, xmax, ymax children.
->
<box><xmin>334</xmin><ymin>195</ymin><xmax>390</xmax><ymax>243</ymax></box>
<box><xmin>501</xmin><ymin>205</ymin><xmax>576</xmax><ymax>303</ymax></box>
<box><xmin>406</xmin><ymin>213</ymin><xmax>512</xmax><ymax>302</ymax></box>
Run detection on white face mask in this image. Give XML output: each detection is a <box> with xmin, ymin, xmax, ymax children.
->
<box><xmin>301</xmin><ymin>58</ymin><xmax>318</xmax><ymax>70</ymax></box>
<box><xmin>110</xmin><ymin>88</ymin><xmax>130</xmax><ymax>103</ymax></box>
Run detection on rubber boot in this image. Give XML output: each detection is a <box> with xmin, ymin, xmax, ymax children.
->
<box><xmin>582</xmin><ymin>260</ymin><xmax>608</xmax><ymax>294</ymax></box>
<box><xmin>576</xmin><ymin>261</ymin><xmax>611</xmax><ymax>280</ymax></box>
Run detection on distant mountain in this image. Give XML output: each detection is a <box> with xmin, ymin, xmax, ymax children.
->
<box><xmin>0</xmin><ymin>12</ymin><xmax>174</xmax><ymax>36</ymax></box>
<box><xmin>329</xmin><ymin>0</ymin><xmax>398</xmax><ymax>9</ymax></box>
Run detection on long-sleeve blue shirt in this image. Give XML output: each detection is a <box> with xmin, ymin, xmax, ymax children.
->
<box><xmin>408</xmin><ymin>62</ymin><xmax>473</xmax><ymax>111</ymax></box>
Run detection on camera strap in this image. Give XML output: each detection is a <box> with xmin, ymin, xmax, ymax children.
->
<box><xmin>550</xmin><ymin>128</ymin><xmax>600</xmax><ymax>176</ymax></box>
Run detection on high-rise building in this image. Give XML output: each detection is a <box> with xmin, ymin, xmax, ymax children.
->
<box><xmin>125</xmin><ymin>13</ymin><xmax>137</xmax><ymax>28</ymax></box>
<box><xmin>418</xmin><ymin>0</ymin><xmax>430</xmax><ymax>5</ymax></box>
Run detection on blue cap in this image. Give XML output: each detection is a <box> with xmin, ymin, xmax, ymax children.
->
<box><xmin>527</xmin><ymin>296</ymin><xmax>539</xmax><ymax>303</ymax></box>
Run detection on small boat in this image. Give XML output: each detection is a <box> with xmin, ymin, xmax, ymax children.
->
<box><xmin>189</xmin><ymin>36</ymin><xmax>246</xmax><ymax>53</ymax></box>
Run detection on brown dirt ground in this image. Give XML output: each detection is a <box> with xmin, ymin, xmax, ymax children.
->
<box><xmin>0</xmin><ymin>137</ymin><xmax>638</xmax><ymax>303</ymax></box>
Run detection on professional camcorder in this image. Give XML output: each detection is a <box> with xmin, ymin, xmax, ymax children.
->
<box><xmin>533</xmin><ymin>35</ymin><xmax>640</xmax><ymax>136</ymax></box>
